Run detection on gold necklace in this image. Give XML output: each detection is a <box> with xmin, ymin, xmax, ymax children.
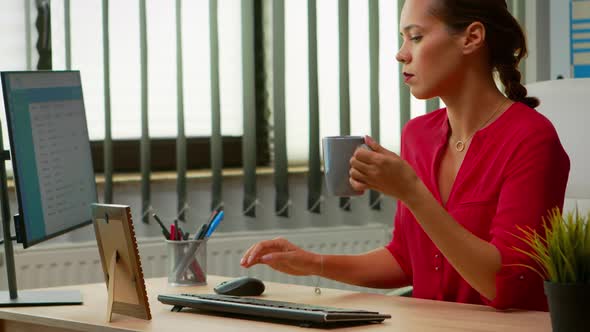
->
<box><xmin>453</xmin><ymin>98</ymin><xmax>508</xmax><ymax>152</ymax></box>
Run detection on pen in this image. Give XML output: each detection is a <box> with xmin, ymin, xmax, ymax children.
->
<box><xmin>205</xmin><ymin>211</ymin><xmax>224</xmax><ymax>238</ymax></box>
<box><xmin>170</xmin><ymin>224</ymin><xmax>176</xmax><ymax>241</ymax></box>
<box><xmin>173</xmin><ymin>210</ymin><xmax>223</xmax><ymax>281</ymax></box>
<box><xmin>175</xmin><ymin>227</ymin><xmax>207</xmax><ymax>280</ymax></box>
<box><xmin>174</xmin><ymin>217</ymin><xmax>179</xmax><ymax>241</ymax></box>
<box><xmin>171</xmin><ymin>228</ymin><xmax>204</xmax><ymax>280</ymax></box>
<box><xmin>194</xmin><ymin>209</ymin><xmax>220</xmax><ymax>239</ymax></box>
<box><xmin>206</xmin><ymin>209</ymin><xmax>219</xmax><ymax>223</ymax></box>
<box><xmin>152</xmin><ymin>213</ymin><xmax>171</xmax><ymax>239</ymax></box>
<box><xmin>195</xmin><ymin>223</ymin><xmax>209</xmax><ymax>240</ymax></box>
<box><xmin>177</xmin><ymin>225</ymin><xmax>186</xmax><ymax>240</ymax></box>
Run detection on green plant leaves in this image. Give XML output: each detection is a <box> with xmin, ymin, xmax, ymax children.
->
<box><xmin>510</xmin><ymin>207</ymin><xmax>590</xmax><ymax>284</ymax></box>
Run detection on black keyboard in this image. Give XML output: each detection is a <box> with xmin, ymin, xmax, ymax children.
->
<box><xmin>158</xmin><ymin>293</ymin><xmax>391</xmax><ymax>326</ymax></box>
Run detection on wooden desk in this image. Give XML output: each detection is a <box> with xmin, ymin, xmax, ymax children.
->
<box><xmin>0</xmin><ymin>276</ymin><xmax>550</xmax><ymax>331</ymax></box>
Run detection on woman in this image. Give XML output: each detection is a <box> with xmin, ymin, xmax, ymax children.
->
<box><xmin>240</xmin><ymin>0</ymin><xmax>569</xmax><ymax>311</ymax></box>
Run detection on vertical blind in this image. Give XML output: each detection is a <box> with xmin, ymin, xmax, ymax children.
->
<box><xmin>0</xmin><ymin>0</ymin><xmax>37</xmax><ymax>177</ymax></box>
<box><xmin>3</xmin><ymin>0</ymin><xmax>527</xmax><ymax>220</ymax></box>
<box><xmin>209</xmin><ymin>0</ymin><xmax>223</xmax><ymax>213</ymax></box>
<box><xmin>175</xmin><ymin>0</ymin><xmax>188</xmax><ymax>220</ymax></box>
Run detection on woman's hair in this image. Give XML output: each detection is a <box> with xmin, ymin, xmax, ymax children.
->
<box><xmin>430</xmin><ymin>0</ymin><xmax>539</xmax><ymax>108</ymax></box>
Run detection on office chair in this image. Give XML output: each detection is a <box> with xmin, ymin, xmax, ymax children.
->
<box><xmin>526</xmin><ymin>78</ymin><xmax>590</xmax><ymax>214</ymax></box>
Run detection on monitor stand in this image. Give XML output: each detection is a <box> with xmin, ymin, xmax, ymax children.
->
<box><xmin>0</xmin><ymin>145</ymin><xmax>83</xmax><ymax>306</ymax></box>
<box><xmin>0</xmin><ymin>290</ymin><xmax>82</xmax><ymax>307</ymax></box>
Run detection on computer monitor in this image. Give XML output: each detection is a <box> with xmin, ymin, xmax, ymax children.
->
<box><xmin>0</xmin><ymin>70</ymin><xmax>97</xmax><ymax>306</ymax></box>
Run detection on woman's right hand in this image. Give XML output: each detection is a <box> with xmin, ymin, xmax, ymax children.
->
<box><xmin>240</xmin><ymin>237</ymin><xmax>321</xmax><ymax>276</ymax></box>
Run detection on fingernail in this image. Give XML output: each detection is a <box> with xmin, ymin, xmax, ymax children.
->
<box><xmin>260</xmin><ymin>254</ymin><xmax>271</xmax><ymax>262</ymax></box>
<box><xmin>247</xmin><ymin>255</ymin><xmax>253</xmax><ymax>265</ymax></box>
<box><xmin>365</xmin><ymin>135</ymin><xmax>374</xmax><ymax>145</ymax></box>
<box><xmin>240</xmin><ymin>257</ymin><xmax>244</xmax><ymax>265</ymax></box>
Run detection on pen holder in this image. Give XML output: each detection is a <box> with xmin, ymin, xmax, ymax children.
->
<box><xmin>166</xmin><ymin>239</ymin><xmax>207</xmax><ymax>286</ymax></box>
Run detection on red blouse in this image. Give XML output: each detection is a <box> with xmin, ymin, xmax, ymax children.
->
<box><xmin>385</xmin><ymin>102</ymin><xmax>570</xmax><ymax>311</ymax></box>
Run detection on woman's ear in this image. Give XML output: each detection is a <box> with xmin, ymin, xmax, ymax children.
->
<box><xmin>461</xmin><ymin>21</ymin><xmax>486</xmax><ymax>55</ymax></box>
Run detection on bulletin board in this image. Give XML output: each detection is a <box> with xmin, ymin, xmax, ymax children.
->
<box><xmin>572</xmin><ymin>0</ymin><xmax>590</xmax><ymax>77</ymax></box>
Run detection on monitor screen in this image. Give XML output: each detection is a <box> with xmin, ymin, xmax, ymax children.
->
<box><xmin>1</xmin><ymin>71</ymin><xmax>97</xmax><ymax>248</ymax></box>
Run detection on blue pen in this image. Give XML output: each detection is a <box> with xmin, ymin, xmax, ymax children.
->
<box><xmin>204</xmin><ymin>211</ymin><xmax>224</xmax><ymax>238</ymax></box>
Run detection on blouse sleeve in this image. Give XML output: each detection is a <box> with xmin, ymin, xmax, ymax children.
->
<box><xmin>385</xmin><ymin>201</ymin><xmax>413</xmax><ymax>281</ymax></box>
<box><xmin>384</xmin><ymin>123</ymin><xmax>413</xmax><ymax>282</ymax></box>
<box><xmin>483</xmin><ymin>129</ymin><xmax>569</xmax><ymax>310</ymax></box>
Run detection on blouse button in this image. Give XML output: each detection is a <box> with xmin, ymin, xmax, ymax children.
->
<box><xmin>434</xmin><ymin>254</ymin><xmax>440</xmax><ymax>259</ymax></box>
<box><xmin>435</xmin><ymin>266</ymin><xmax>440</xmax><ymax>271</ymax></box>
<box><xmin>519</xmin><ymin>275</ymin><xmax>524</xmax><ymax>280</ymax></box>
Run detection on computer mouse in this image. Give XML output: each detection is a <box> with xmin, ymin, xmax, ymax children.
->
<box><xmin>214</xmin><ymin>276</ymin><xmax>265</xmax><ymax>296</ymax></box>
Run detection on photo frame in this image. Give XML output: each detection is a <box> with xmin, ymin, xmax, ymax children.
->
<box><xmin>91</xmin><ymin>203</ymin><xmax>151</xmax><ymax>322</ymax></box>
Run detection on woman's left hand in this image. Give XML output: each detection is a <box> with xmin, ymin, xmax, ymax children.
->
<box><xmin>349</xmin><ymin>136</ymin><xmax>420</xmax><ymax>202</ymax></box>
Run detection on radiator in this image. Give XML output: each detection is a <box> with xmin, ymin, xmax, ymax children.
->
<box><xmin>0</xmin><ymin>224</ymin><xmax>392</xmax><ymax>294</ymax></box>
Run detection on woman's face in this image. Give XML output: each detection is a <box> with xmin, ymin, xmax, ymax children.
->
<box><xmin>397</xmin><ymin>0</ymin><xmax>465</xmax><ymax>99</ymax></box>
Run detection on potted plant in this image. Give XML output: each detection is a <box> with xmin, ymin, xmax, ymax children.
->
<box><xmin>512</xmin><ymin>207</ymin><xmax>590</xmax><ymax>332</ymax></box>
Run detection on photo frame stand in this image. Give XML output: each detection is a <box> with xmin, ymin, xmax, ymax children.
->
<box><xmin>92</xmin><ymin>203</ymin><xmax>151</xmax><ymax>322</ymax></box>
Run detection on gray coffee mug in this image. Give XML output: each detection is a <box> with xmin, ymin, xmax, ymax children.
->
<box><xmin>322</xmin><ymin>136</ymin><xmax>366</xmax><ymax>196</ymax></box>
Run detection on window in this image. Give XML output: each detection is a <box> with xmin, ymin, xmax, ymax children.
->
<box><xmin>283</xmin><ymin>0</ymin><xmax>425</xmax><ymax>164</ymax></box>
<box><xmin>0</xmin><ymin>0</ymin><xmax>38</xmax><ymax>177</ymax></box>
<box><xmin>51</xmin><ymin>0</ymin><xmax>246</xmax><ymax>141</ymax></box>
<box><xmin>1</xmin><ymin>0</ymin><xmax>438</xmax><ymax>174</ymax></box>
<box><xmin>48</xmin><ymin>0</ymin><xmax>266</xmax><ymax>171</ymax></box>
